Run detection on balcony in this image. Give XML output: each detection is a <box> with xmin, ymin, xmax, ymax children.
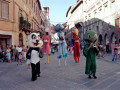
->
<box><xmin>19</xmin><ymin>16</ymin><xmax>31</xmax><ymax>34</ymax></box>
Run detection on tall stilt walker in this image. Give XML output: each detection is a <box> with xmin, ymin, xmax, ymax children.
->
<box><xmin>72</xmin><ymin>28</ymin><xmax>80</xmax><ymax>63</ymax></box>
<box><xmin>42</xmin><ymin>28</ymin><xmax>50</xmax><ymax>64</ymax></box>
<box><xmin>55</xmin><ymin>24</ymin><xmax>68</xmax><ymax>66</ymax></box>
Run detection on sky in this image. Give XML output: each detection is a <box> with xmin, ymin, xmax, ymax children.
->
<box><xmin>40</xmin><ymin>0</ymin><xmax>76</xmax><ymax>25</ymax></box>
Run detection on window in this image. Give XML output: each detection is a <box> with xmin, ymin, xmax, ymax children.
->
<box><xmin>111</xmin><ymin>1</ymin><xmax>115</xmax><ymax>13</ymax></box>
<box><xmin>32</xmin><ymin>0</ymin><xmax>33</xmax><ymax>8</ymax></box>
<box><xmin>19</xmin><ymin>9</ymin><xmax>22</xmax><ymax>17</ymax></box>
<box><xmin>29</xmin><ymin>0</ymin><xmax>31</xmax><ymax>4</ymax></box>
<box><xmin>36</xmin><ymin>7</ymin><xmax>37</xmax><ymax>15</ymax></box>
<box><xmin>34</xmin><ymin>3</ymin><xmax>35</xmax><ymax>12</ymax></box>
<box><xmin>26</xmin><ymin>0</ymin><xmax>28</xmax><ymax>4</ymax></box>
<box><xmin>1</xmin><ymin>2</ymin><xmax>9</xmax><ymax>19</ymax></box>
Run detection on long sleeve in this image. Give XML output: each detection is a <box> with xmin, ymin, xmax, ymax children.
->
<box><xmin>83</xmin><ymin>44</ymin><xmax>89</xmax><ymax>57</ymax></box>
<box><xmin>26</xmin><ymin>48</ymin><xmax>32</xmax><ymax>59</ymax></box>
<box><xmin>94</xmin><ymin>47</ymin><xmax>99</xmax><ymax>56</ymax></box>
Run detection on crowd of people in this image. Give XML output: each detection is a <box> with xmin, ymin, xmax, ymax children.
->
<box><xmin>67</xmin><ymin>41</ymin><xmax>120</xmax><ymax>62</ymax></box>
<box><xmin>0</xmin><ymin>45</ymin><xmax>29</xmax><ymax>64</ymax></box>
<box><xmin>1</xmin><ymin>41</ymin><xmax>120</xmax><ymax>64</ymax></box>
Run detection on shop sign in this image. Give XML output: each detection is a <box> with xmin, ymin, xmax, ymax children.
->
<box><xmin>115</xmin><ymin>19</ymin><xmax>119</xmax><ymax>32</ymax></box>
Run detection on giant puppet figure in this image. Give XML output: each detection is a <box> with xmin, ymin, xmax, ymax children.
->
<box><xmin>72</xmin><ymin>28</ymin><xmax>80</xmax><ymax>63</ymax></box>
<box><xmin>26</xmin><ymin>32</ymin><xmax>43</xmax><ymax>81</ymax></box>
<box><xmin>54</xmin><ymin>24</ymin><xmax>68</xmax><ymax>66</ymax></box>
<box><xmin>83</xmin><ymin>30</ymin><xmax>99</xmax><ymax>79</ymax></box>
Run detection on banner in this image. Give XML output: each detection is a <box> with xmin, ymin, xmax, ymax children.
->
<box><xmin>115</xmin><ymin>19</ymin><xmax>119</xmax><ymax>32</ymax></box>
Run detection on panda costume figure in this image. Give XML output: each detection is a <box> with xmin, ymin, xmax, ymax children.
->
<box><xmin>26</xmin><ymin>32</ymin><xmax>43</xmax><ymax>81</ymax></box>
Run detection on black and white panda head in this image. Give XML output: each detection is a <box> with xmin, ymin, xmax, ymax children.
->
<box><xmin>27</xmin><ymin>32</ymin><xmax>43</xmax><ymax>48</ymax></box>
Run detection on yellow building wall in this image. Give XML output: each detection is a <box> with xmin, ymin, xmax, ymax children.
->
<box><xmin>0</xmin><ymin>0</ymin><xmax>42</xmax><ymax>47</ymax></box>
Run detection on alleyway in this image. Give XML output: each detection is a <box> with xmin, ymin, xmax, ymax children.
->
<box><xmin>0</xmin><ymin>53</ymin><xmax>120</xmax><ymax>90</ymax></box>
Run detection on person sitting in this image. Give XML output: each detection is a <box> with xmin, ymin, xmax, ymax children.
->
<box><xmin>0</xmin><ymin>50</ymin><xmax>7</xmax><ymax>62</ymax></box>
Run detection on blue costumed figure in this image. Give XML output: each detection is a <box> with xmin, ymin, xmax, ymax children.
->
<box><xmin>55</xmin><ymin>24</ymin><xmax>68</xmax><ymax>66</ymax></box>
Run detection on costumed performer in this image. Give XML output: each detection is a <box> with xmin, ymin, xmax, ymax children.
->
<box><xmin>72</xmin><ymin>28</ymin><xmax>80</xmax><ymax>63</ymax></box>
<box><xmin>26</xmin><ymin>32</ymin><xmax>43</xmax><ymax>81</ymax></box>
<box><xmin>55</xmin><ymin>24</ymin><xmax>68</xmax><ymax>66</ymax></box>
<box><xmin>83</xmin><ymin>30</ymin><xmax>99</xmax><ymax>79</ymax></box>
<box><xmin>41</xmin><ymin>28</ymin><xmax>50</xmax><ymax>64</ymax></box>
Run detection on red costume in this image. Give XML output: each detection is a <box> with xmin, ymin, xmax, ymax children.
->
<box><xmin>72</xmin><ymin>32</ymin><xmax>80</xmax><ymax>63</ymax></box>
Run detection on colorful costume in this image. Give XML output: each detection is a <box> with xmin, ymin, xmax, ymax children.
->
<box><xmin>83</xmin><ymin>30</ymin><xmax>99</xmax><ymax>79</ymax></box>
<box><xmin>55</xmin><ymin>24</ymin><xmax>68</xmax><ymax>66</ymax></box>
<box><xmin>42</xmin><ymin>32</ymin><xmax>50</xmax><ymax>64</ymax></box>
<box><xmin>72</xmin><ymin>28</ymin><xmax>80</xmax><ymax>63</ymax></box>
<box><xmin>26</xmin><ymin>32</ymin><xmax>43</xmax><ymax>81</ymax></box>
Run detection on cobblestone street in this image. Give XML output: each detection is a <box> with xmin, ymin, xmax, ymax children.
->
<box><xmin>0</xmin><ymin>52</ymin><xmax>120</xmax><ymax>90</ymax></box>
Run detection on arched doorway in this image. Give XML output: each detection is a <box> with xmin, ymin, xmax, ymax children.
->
<box><xmin>104</xmin><ymin>34</ymin><xmax>109</xmax><ymax>44</ymax></box>
<box><xmin>19</xmin><ymin>33</ymin><xmax>23</xmax><ymax>46</ymax></box>
<box><xmin>111</xmin><ymin>33</ymin><xmax>116</xmax><ymax>44</ymax></box>
<box><xmin>98</xmin><ymin>34</ymin><xmax>103</xmax><ymax>44</ymax></box>
<box><xmin>119</xmin><ymin>39</ymin><xmax>120</xmax><ymax>43</ymax></box>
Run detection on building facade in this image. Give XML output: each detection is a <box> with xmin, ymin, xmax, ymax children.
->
<box><xmin>66</xmin><ymin>0</ymin><xmax>120</xmax><ymax>50</ymax></box>
<box><xmin>66</xmin><ymin>0</ymin><xmax>84</xmax><ymax>45</ymax></box>
<box><xmin>0</xmin><ymin>0</ymin><xmax>42</xmax><ymax>49</ymax></box>
<box><xmin>83</xmin><ymin>0</ymin><xmax>120</xmax><ymax>45</ymax></box>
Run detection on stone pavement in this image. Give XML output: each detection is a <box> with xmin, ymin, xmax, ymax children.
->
<box><xmin>0</xmin><ymin>52</ymin><xmax>120</xmax><ymax>90</ymax></box>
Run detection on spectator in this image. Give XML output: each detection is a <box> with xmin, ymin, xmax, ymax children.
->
<box><xmin>17</xmin><ymin>52</ymin><xmax>22</xmax><ymax>65</ymax></box>
<box><xmin>112</xmin><ymin>44</ymin><xmax>118</xmax><ymax>61</ymax></box>
<box><xmin>13</xmin><ymin>45</ymin><xmax>18</xmax><ymax>61</ymax></box>
<box><xmin>6</xmin><ymin>46</ymin><xmax>11</xmax><ymax>63</ymax></box>
<box><xmin>106</xmin><ymin>43</ymin><xmax>109</xmax><ymax>53</ymax></box>
<box><xmin>10</xmin><ymin>45</ymin><xmax>14</xmax><ymax>61</ymax></box>
<box><xmin>17</xmin><ymin>45</ymin><xmax>22</xmax><ymax>55</ymax></box>
<box><xmin>22</xmin><ymin>45</ymin><xmax>26</xmax><ymax>61</ymax></box>
<box><xmin>117</xmin><ymin>44</ymin><xmax>120</xmax><ymax>59</ymax></box>
<box><xmin>0</xmin><ymin>45</ymin><xmax>2</xmax><ymax>51</ymax></box>
<box><xmin>102</xmin><ymin>44</ymin><xmax>106</xmax><ymax>57</ymax></box>
<box><xmin>111</xmin><ymin>42</ymin><xmax>115</xmax><ymax>55</ymax></box>
<box><xmin>96</xmin><ymin>42</ymin><xmax>101</xmax><ymax>59</ymax></box>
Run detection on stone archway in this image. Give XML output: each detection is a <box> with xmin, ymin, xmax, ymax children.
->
<box><xmin>119</xmin><ymin>39</ymin><xmax>120</xmax><ymax>43</ymax></box>
<box><xmin>98</xmin><ymin>34</ymin><xmax>103</xmax><ymax>44</ymax></box>
<box><xmin>111</xmin><ymin>32</ymin><xmax>117</xmax><ymax>44</ymax></box>
<box><xmin>19</xmin><ymin>33</ymin><xmax>23</xmax><ymax>46</ymax></box>
<box><xmin>104</xmin><ymin>34</ymin><xmax>109</xmax><ymax>44</ymax></box>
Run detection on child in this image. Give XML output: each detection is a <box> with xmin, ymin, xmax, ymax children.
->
<box><xmin>17</xmin><ymin>52</ymin><xmax>22</xmax><ymax>65</ymax></box>
<box><xmin>23</xmin><ymin>49</ymin><xmax>27</xmax><ymax>61</ymax></box>
<box><xmin>112</xmin><ymin>44</ymin><xmax>118</xmax><ymax>61</ymax></box>
<box><xmin>70</xmin><ymin>45</ymin><xmax>73</xmax><ymax>54</ymax></box>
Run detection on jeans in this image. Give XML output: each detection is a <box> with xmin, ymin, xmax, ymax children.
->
<box><xmin>112</xmin><ymin>53</ymin><xmax>118</xmax><ymax>61</ymax></box>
